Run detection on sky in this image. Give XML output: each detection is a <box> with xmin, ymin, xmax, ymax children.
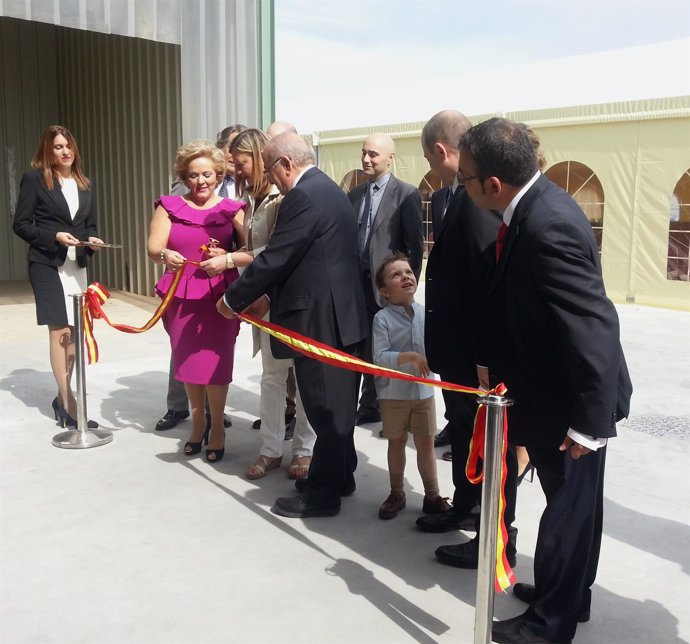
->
<box><xmin>274</xmin><ymin>0</ymin><xmax>690</xmax><ymax>133</ymax></box>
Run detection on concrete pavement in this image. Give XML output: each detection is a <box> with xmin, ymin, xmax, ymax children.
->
<box><xmin>1</xmin><ymin>281</ymin><xmax>689</xmax><ymax>644</ymax></box>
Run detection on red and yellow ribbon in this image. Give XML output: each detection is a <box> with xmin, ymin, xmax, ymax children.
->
<box><xmin>238</xmin><ymin>312</ymin><xmax>485</xmax><ymax>396</ymax></box>
<box><xmin>465</xmin><ymin>382</ymin><xmax>516</xmax><ymax>593</ymax></box>
<box><xmin>82</xmin><ymin>270</ymin><xmax>184</xmax><ymax>364</ymax></box>
<box><xmin>81</xmin><ymin>269</ymin><xmax>514</xmax><ymax>590</ymax></box>
<box><xmin>239</xmin><ymin>312</ymin><xmax>515</xmax><ymax>592</ymax></box>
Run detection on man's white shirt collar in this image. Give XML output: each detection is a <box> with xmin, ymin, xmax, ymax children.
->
<box><xmin>503</xmin><ymin>171</ymin><xmax>540</xmax><ymax>226</ymax></box>
<box><xmin>292</xmin><ymin>164</ymin><xmax>315</xmax><ymax>188</ymax></box>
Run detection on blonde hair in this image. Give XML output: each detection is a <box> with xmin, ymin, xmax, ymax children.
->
<box><xmin>229</xmin><ymin>128</ymin><xmax>271</xmax><ymax>199</ymax></box>
<box><xmin>174</xmin><ymin>139</ymin><xmax>225</xmax><ymax>181</ymax></box>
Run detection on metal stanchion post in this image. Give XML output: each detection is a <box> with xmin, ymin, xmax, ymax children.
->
<box><xmin>52</xmin><ymin>293</ymin><xmax>113</xmax><ymax>449</ymax></box>
<box><xmin>474</xmin><ymin>393</ymin><xmax>513</xmax><ymax>644</ymax></box>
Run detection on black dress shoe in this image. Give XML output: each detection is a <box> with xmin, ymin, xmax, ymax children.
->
<box><xmin>435</xmin><ymin>537</ymin><xmax>517</xmax><ymax>569</ymax></box>
<box><xmin>294</xmin><ymin>478</ymin><xmax>356</xmax><ymax>497</ymax></box>
<box><xmin>434</xmin><ymin>426</ymin><xmax>451</xmax><ymax>447</ymax></box>
<box><xmin>271</xmin><ymin>495</ymin><xmax>340</xmax><ymax>518</ymax></box>
<box><xmin>416</xmin><ymin>509</ymin><xmax>476</xmax><ymax>533</ymax></box>
<box><xmin>512</xmin><ymin>584</ymin><xmax>590</xmax><ymax>623</ymax></box>
<box><xmin>155</xmin><ymin>409</ymin><xmax>190</xmax><ymax>431</ymax></box>
<box><xmin>491</xmin><ymin>615</ymin><xmax>571</xmax><ymax>644</ymax></box>
<box><xmin>355</xmin><ymin>408</ymin><xmax>381</xmax><ymax>425</ymax></box>
<box><xmin>205</xmin><ymin>413</ymin><xmax>233</xmax><ymax>429</ymax></box>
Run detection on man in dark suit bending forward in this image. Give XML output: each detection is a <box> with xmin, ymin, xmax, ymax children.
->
<box><xmin>218</xmin><ymin>133</ymin><xmax>368</xmax><ymax>519</ymax></box>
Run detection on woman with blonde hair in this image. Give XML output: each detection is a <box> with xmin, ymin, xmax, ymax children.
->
<box><xmin>148</xmin><ymin>140</ymin><xmax>252</xmax><ymax>462</ymax></box>
<box><xmin>13</xmin><ymin>125</ymin><xmax>103</xmax><ymax>427</ymax></box>
<box><xmin>229</xmin><ymin>128</ymin><xmax>316</xmax><ymax>480</ymax></box>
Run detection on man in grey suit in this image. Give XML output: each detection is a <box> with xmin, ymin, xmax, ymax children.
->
<box><xmin>348</xmin><ymin>133</ymin><xmax>423</xmax><ymax>425</ymax></box>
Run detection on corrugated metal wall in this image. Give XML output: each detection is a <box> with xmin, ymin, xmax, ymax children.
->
<box><xmin>0</xmin><ymin>18</ymin><xmax>60</xmax><ymax>282</ymax></box>
<box><xmin>56</xmin><ymin>27</ymin><xmax>181</xmax><ymax>295</ymax></box>
<box><xmin>1</xmin><ymin>16</ymin><xmax>181</xmax><ymax>295</ymax></box>
<box><xmin>2</xmin><ymin>0</ymin><xmax>273</xmax><ymax>294</ymax></box>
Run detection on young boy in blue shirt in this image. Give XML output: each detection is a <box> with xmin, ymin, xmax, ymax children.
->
<box><xmin>372</xmin><ymin>253</ymin><xmax>451</xmax><ymax>519</ymax></box>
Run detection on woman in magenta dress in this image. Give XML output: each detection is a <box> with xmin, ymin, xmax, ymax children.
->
<box><xmin>147</xmin><ymin>140</ymin><xmax>252</xmax><ymax>462</ymax></box>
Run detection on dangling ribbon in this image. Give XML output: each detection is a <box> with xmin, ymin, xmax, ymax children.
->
<box><xmin>83</xmin><ymin>247</ymin><xmax>212</xmax><ymax>364</ymax></box>
<box><xmin>82</xmin><ymin>269</ymin><xmax>184</xmax><ymax>364</ymax></box>
<box><xmin>465</xmin><ymin>382</ymin><xmax>516</xmax><ymax>592</ymax></box>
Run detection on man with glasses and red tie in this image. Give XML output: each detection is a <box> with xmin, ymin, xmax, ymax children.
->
<box><xmin>459</xmin><ymin>117</ymin><xmax>631</xmax><ymax>644</ymax></box>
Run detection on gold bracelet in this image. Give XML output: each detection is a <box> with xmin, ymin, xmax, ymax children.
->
<box><xmin>225</xmin><ymin>252</ymin><xmax>235</xmax><ymax>269</ymax></box>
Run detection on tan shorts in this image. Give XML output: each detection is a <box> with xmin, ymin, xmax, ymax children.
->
<box><xmin>380</xmin><ymin>397</ymin><xmax>437</xmax><ymax>440</ymax></box>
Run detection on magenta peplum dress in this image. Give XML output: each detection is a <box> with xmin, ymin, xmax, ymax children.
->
<box><xmin>155</xmin><ymin>195</ymin><xmax>243</xmax><ymax>385</ymax></box>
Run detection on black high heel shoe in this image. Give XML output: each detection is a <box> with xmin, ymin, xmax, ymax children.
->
<box><xmin>206</xmin><ymin>429</ymin><xmax>226</xmax><ymax>463</ymax></box>
<box><xmin>517</xmin><ymin>462</ymin><xmax>535</xmax><ymax>486</ymax></box>
<box><xmin>184</xmin><ymin>428</ymin><xmax>210</xmax><ymax>456</ymax></box>
<box><xmin>52</xmin><ymin>398</ymin><xmax>99</xmax><ymax>429</ymax></box>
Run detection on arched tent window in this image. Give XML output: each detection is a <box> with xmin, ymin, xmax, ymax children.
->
<box><xmin>545</xmin><ymin>161</ymin><xmax>605</xmax><ymax>253</ymax></box>
<box><xmin>418</xmin><ymin>171</ymin><xmax>443</xmax><ymax>256</ymax></box>
<box><xmin>339</xmin><ymin>169</ymin><xmax>367</xmax><ymax>194</ymax></box>
<box><xmin>668</xmin><ymin>169</ymin><xmax>690</xmax><ymax>281</ymax></box>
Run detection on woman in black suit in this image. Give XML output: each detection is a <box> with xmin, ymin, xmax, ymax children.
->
<box><xmin>13</xmin><ymin>125</ymin><xmax>103</xmax><ymax>427</ymax></box>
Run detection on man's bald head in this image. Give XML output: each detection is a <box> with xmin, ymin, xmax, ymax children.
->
<box><xmin>263</xmin><ymin>133</ymin><xmax>316</xmax><ymax>194</ymax></box>
<box><xmin>364</xmin><ymin>132</ymin><xmax>395</xmax><ymax>155</ymax></box>
<box><xmin>266</xmin><ymin>120</ymin><xmax>298</xmax><ymax>138</ymax></box>
<box><xmin>361</xmin><ymin>132</ymin><xmax>395</xmax><ymax>181</ymax></box>
<box><xmin>265</xmin><ymin>132</ymin><xmax>315</xmax><ymax>167</ymax></box>
<box><xmin>421</xmin><ymin>110</ymin><xmax>472</xmax><ymax>184</ymax></box>
<box><xmin>421</xmin><ymin>110</ymin><xmax>472</xmax><ymax>151</ymax></box>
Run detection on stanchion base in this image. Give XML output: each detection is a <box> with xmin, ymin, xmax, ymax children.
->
<box><xmin>52</xmin><ymin>429</ymin><xmax>113</xmax><ymax>449</ymax></box>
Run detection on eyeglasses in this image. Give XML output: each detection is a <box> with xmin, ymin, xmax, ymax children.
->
<box><xmin>263</xmin><ymin>157</ymin><xmax>286</xmax><ymax>174</ymax></box>
<box><xmin>456</xmin><ymin>170</ymin><xmax>485</xmax><ymax>184</ymax></box>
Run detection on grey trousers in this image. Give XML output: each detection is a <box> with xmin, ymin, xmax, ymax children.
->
<box><xmin>166</xmin><ymin>357</ymin><xmax>188</xmax><ymax>412</ymax></box>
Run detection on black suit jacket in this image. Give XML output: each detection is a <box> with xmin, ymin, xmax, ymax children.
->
<box><xmin>481</xmin><ymin>174</ymin><xmax>632</xmax><ymax>447</ymax></box>
<box><xmin>13</xmin><ymin>169</ymin><xmax>97</xmax><ymax>268</ymax></box>
<box><xmin>224</xmin><ymin>167</ymin><xmax>368</xmax><ymax>359</ymax></box>
<box><xmin>425</xmin><ymin>186</ymin><xmax>502</xmax><ymax>381</ymax></box>
<box><xmin>349</xmin><ymin>175</ymin><xmax>423</xmax><ymax>306</ymax></box>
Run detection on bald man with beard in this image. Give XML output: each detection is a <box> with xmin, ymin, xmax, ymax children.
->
<box><xmin>349</xmin><ymin>132</ymin><xmax>424</xmax><ymax>426</ymax></box>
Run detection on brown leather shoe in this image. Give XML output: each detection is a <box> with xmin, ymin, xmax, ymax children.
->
<box><xmin>378</xmin><ymin>491</ymin><xmax>406</xmax><ymax>519</ymax></box>
<box><xmin>422</xmin><ymin>495</ymin><xmax>453</xmax><ymax>515</ymax></box>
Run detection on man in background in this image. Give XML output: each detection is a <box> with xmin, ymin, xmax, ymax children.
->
<box><xmin>417</xmin><ymin>111</ymin><xmax>513</xmax><ymax>572</ymax></box>
<box><xmin>348</xmin><ymin>132</ymin><xmax>423</xmax><ymax>426</ymax></box>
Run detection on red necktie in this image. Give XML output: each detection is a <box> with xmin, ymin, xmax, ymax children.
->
<box><xmin>496</xmin><ymin>222</ymin><xmax>508</xmax><ymax>261</ymax></box>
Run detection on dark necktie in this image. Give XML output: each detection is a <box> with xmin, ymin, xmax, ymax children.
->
<box><xmin>496</xmin><ymin>222</ymin><xmax>509</xmax><ymax>261</ymax></box>
<box><xmin>358</xmin><ymin>183</ymin><xmax>378</xmax><ymax>255</ymax></box>
<box><xmin>444</xmin><ymin>186</ymin><xmax>453</xmax><ymax>213</ymax></box>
